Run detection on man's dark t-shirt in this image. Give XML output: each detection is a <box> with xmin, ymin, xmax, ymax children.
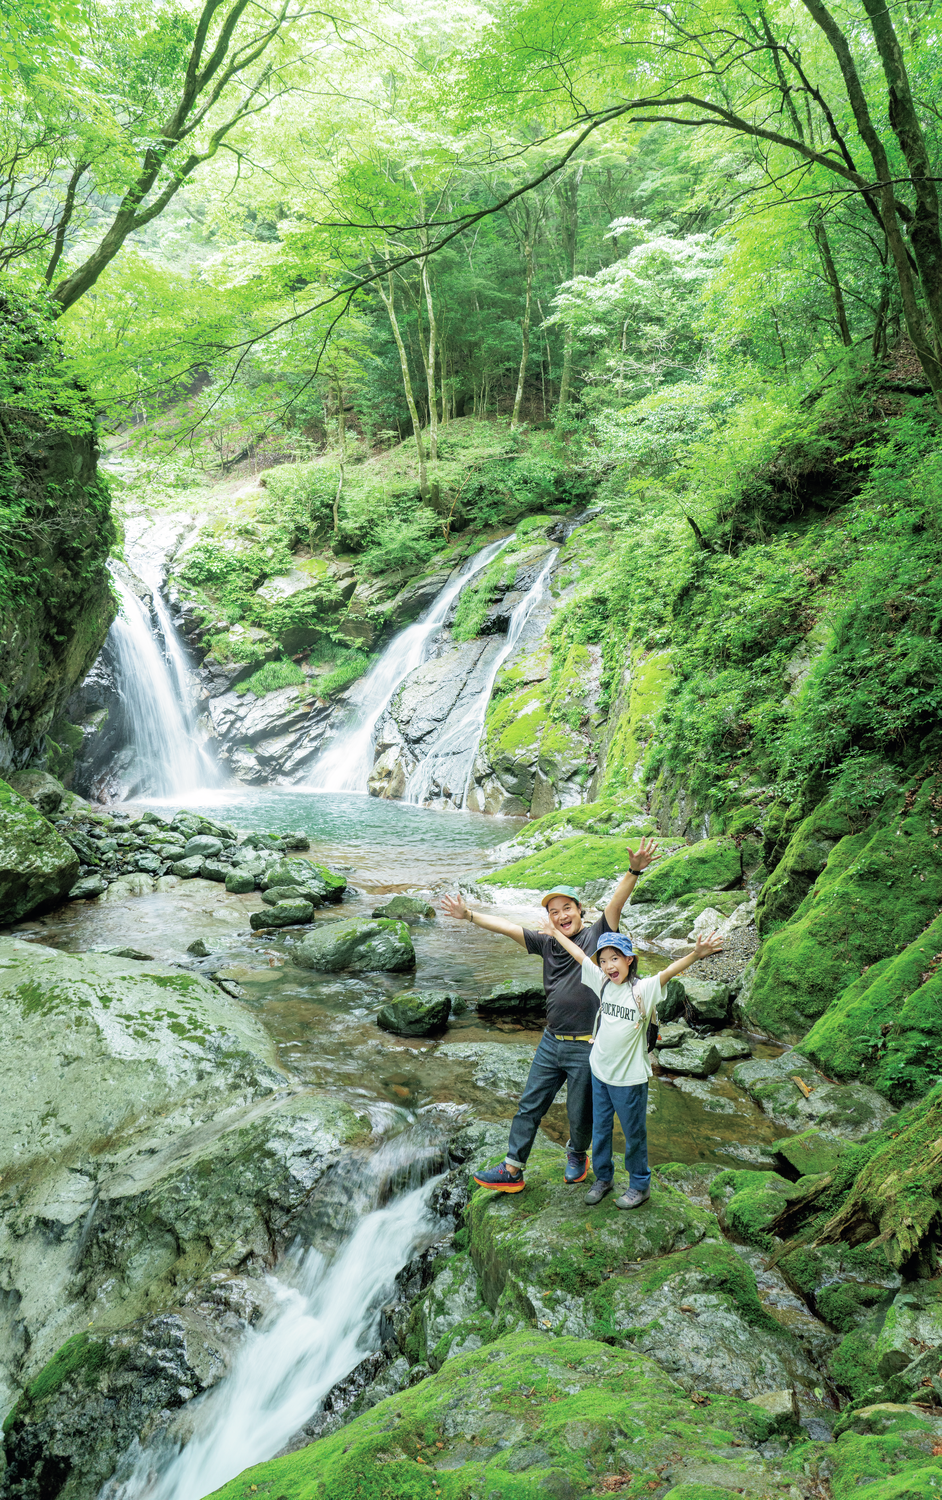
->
<box><xmin>523</xmin><ymin>913</ymin><xmax>613</xmax><ymax>1035</ymax></box>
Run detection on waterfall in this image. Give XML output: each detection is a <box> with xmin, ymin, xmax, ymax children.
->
<box><xmin>310</xmin><ymin>536</ymin><xmax>510</xmax><ymax>793</ymax></box>
<box><xmin>108</xmin><ymin>574</ymin><xmax>221</xmax><ymax>798</ymax></box>
<box><xmin>103</xmin><ymin>1138</ymin><xmax>441</xmax><ymax>1500</ymax></box>
<box><xmin>404</xmin><ymin>549</ymin><xmax>557</xmax><ymax>809</ymax></box>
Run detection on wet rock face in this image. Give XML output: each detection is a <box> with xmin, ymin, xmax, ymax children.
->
<box><xmin>206</xmin><ymin>685</ymin><xmax>332</xmax><ymax>785</ymax></box>
<box><xmin>731</xmin><ymin>1053</ymin><xmax>894</xmax><ymax>1138</ymax></box>
<box><xmin>0</xmin><ymin>780</ymin><xmax>79</xmax><ymax>921</ymax></box>
<box><xmin>376</xmin><ymin>991</ymin><xmax>453</xmax><ymax>1036</ymax></box>
<box><xmin>0</xmin><ymin>937</ymin><xmax>365</xmax><ymax>1422</ymax></box>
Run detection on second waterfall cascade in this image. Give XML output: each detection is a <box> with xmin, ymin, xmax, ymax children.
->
<box><xmin>405</xmin><ymin>548</ymin><xmax>557</xmax><ymax>809</ymax></box>
<box><xmin>309</xmin><ymin>536</ymin><xmax>509</xmax><ymax>793</ymax></box>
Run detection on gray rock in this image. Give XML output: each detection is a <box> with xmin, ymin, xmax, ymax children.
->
<box><xmin>262</xmin><ymin>862</ymin><xmax>328</xmax><ymax>904</ymax></box>
<box><xmin>713</xmin><ymin>1034</ymin><xmax>753</xmax><ymax>1060</ymax></box>
<box><xmin>416</xmin><ymin>1252</ymin><xmax>492</xmax><ymax>1370</ymax></box>
<box><xmin>225</xmin><ymin>869</ymin><xmax>257</xmax><ymax>894</ymax></box>
<box><xmin>874</xmin><ymin>1283</ymin><xmax>942</xmax><ymax>1378</ymax></box>
<box><xmin>155</xmin><ymin>843</ymin><xmax>187</xmax><ymax>861</ymax></box>
<box><xmin>96</xmin><ymin>946</ymin><xmax>154</xmax><ymax>960</ymax></box>
<box><xmin>663</xmin><ymin>976</ymin><xmax>731</xmax><ymax>1023</ymax></box>
<box><xmin>655</xmin><ymin>1021</ymin><xmax>693</xmax><ymax>1049</ymax></box>
<box><xmin>201</xmin><ymin>858</ymin><xmax>231</xmax><ymax>882</ymax></box>
<box><xmin>7</xmin><ymin>769</ymin><xmax>66</xmax><ymax>817</ymax></box>
<box><xmin>477</xmin><ymin>980</ymin><xmax>546</xmax><ymax>1017</ymax></box>
<box><xmin>187</xmin><ymin>938</ymin><xmax>211</xmax><ymax>956</ymax></box>
<box><xmin>0</xmin><ymin>779</ymin><xmax>80</xmax><ymax>922</ymax></box>
<box><xmin>67</xmin><ymin>873</ymin><xmax>106</xmax><ymax>900</ymax></box>
<box><xmin>262</xmin><ymin>884</ymin><xmax>309</xmax><ymax>906</ymax></box>
<box><xmin>171</xmin><ymin>856</ymin><xmax>204</xmax><ymax>878</ymax></box>
<box><xmin>659</xmin><ymin>1040</ymin><xmax>722</xmax><ymax>1077</ymax></box>
<box><xmin>371</xmin><ymin>895</ymin><xmax>435</xmax><ymax>922</ymax></box>
<box><xmin>250</xmin><ymin>900</ymin><xmax>314</xmax><ymax>930</ymax></box>
<box><xmin>98</xmin><ymin>873</ymin><xmax>156</xmax><ymax>900</ymax></box>
<box><xmin>376</xmin><ymin>992</ymin><xmax>452</xmax><ymax>1036</ymax></box>
<box><xmin>132</xmin><ymin>852</ymin><xmax>162</xmax><ymax>873</ymax></box>
<box><xmin>184</xmin><ymin>835</ymin><xmax>224</xmax><ymax>858</ymax></box>
<box><xmin>294</xmin><ymin>918</ymin><xmax>415</xmax><ymax>973</ymax></box>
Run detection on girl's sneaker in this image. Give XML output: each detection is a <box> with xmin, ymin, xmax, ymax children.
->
<box><xmin>615</xmin><ymin>1187</ymin><xmax>650</xmax><ymax>1210</ymax></box>
<box><xmin>473</xmin><ymin>1162</ymin><xmax>525</xmax><ymax>1192</ymax></box>
<box><xmin>584</xmin><ymin>1179</ymin><xmax>613</xmax><ymax>1205</ymax></box>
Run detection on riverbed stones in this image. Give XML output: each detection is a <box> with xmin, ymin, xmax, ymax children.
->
<box><xmin>659</xmin><ymin>1039</ymin><xmax>721</xmax><ymax>1077</ymax></box>
<box><xmin>171</xmin><ymin>855</ymin><xmax>204</xmax><ymax>877</ymax></box>
<box><xmin>713</xmin><ymin>1032</ymin><xmax>753</xmax><ymax>1060</ymax></box>
<box><xmin>437</xmin><ymin>1041</ymin><xmax>541</xmax><ymax>1095</ymax></box>
<box><xmin>0</xmin><ymin>778</ymin><xmax>80</xmax><ymax>923</ymax></box>
<box><xmin>371</xmin><ymin>894</ymin><xmax>435</xmax><ymax>921</ymax></box>
<box><xmin>225</xmin><ymin>869</ymin><xmax>256</xmax><ymax>893</ymax></box>
<box><xmin>655</xmin><ymin>1020</ymin><xmax>692</xmax><ymax>1048</ymax></box>
<box><xmin>376</xmin><ymin>991</ymin><xmax>452</xmax><ymax>1035</ymax></box>
<box><xmin>249</xmin><ymin>899</ymin><xmax>314</xmax><ymax>929</ymax></box>
<box><xmin>261</xmin><ymin>883</ymin><xmax>308</xmax><ymax>905</ymax></box>
<box><xmin>98</xmin><ymin>872</ymin><xmax>156</xmax><ymax>899</ymax></box>
<box><xmin>201</xmin><ymin>857</ymin><xmax>231</xmax><ymax>881</ymax></box>
<box><xmin>294</xmin><ymin>917</ymin><xmax>415</xmax><ymax>972</ymax></box>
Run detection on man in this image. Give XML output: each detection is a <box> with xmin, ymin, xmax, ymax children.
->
<box><xmin>440</xmin><ymin>836</ymin><xmax>658</xmax><ymax>1191</ymax></box>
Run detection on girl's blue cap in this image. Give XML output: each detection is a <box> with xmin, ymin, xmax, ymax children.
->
<box><xmin>594</xmin><ymin>933</ymin><xmax>635</xmax><ymax>960</ymax></box>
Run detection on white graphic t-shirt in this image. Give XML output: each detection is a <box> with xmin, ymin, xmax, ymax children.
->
<box><xmin>579</xmin><ymin>957</ymin><xmax>660</xmax><ymax>1087</ymax></box>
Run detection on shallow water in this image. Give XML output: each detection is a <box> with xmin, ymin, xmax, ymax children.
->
<box><xmin>16</xmin><ymin>792</ymin><xmax>784</xmax><ymax>1170</ymax></box>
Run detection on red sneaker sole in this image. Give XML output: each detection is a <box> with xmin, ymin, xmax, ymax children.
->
<box><xmin>472</xmin><ymin>1177</ymin><xmax>525</xmax><ymax>1192</ymax></box>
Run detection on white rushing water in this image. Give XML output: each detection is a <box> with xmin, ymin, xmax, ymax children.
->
<box><xmin>106</xmin><ymin>1160</ymin><xmax>439</xmax><ymax>1500</ymax></box>
<box><xmin>109</xmin><ymin>573</ymin><xmax>221</xmax><ymax>798</ymax></box>
<box><xmin>405</xmin><ymin>548</ymin><xmax>558</xmax><ymax>809</ymax></box>
<box><xmin>310</xmin><ymin>536</ymin><xmax>510</xmax><ymax>792</ymax></box>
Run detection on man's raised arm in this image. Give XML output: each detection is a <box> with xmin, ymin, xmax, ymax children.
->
<box><xmin>604</xmin><ymin>835</ymin><xmax>659</xmax><ymax>931</ymax></box>
<box><xmin>440</xmin><ymin>892</ymin><xmax>528</xmax><ymax>948</ymax></box>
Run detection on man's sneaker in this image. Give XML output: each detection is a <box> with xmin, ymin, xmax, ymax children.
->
<box><xmin>585</xmin><ymin>1179</ymin><xmax>613</xmax><ymax>1206</ymax></box>
<box><xmin>472</xmin><ymin>1162</ymin><xmax>525</xmax><ymax>1192</ymax></box>
<box><xmin>615</xmin><ymin>1187</ymin><xmax>651</xmax><ymax>1210</ymax></box>
<box><xmin>564</xmin><ymin>1148</ymin><xmax>589</xmax><ymax>1184</ymax></box>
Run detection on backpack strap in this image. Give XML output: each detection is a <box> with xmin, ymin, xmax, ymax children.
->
<box><xmin>591</xmin><ymin>977</ymin><xmax>610</xmax><ymax>1040</ymax></box>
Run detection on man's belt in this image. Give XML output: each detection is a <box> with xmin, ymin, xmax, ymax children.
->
<box><xmin>551</xmin><ymin>1032</ymin><xmax>594</xmax><ymax>1042</ymax></box>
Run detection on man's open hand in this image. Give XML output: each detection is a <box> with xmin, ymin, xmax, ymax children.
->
<box><xmin>441</xmin><ymin>893</ymin><xmax>468</xmax><ymax>921</ymax></box>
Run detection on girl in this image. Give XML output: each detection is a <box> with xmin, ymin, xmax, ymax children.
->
<box><xmin>538</xmin><ymin>918</ymin><xmax>724</xmax><ymax>1209</ymax></box>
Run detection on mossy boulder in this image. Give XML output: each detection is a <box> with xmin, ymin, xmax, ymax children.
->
<box><xmin>202</xmin><ymin>1330</ymin><xmax>793</xmax><ymax>1500</ymax></box>
<box><xmin>772</xmin><ymin>1129</ymin><xmax>851</xmax><ymax>1177</ymax></box>
<box><xmin>658</xmin><ymin>1040</ymin><xmax>722</xmax><ymax>1077</ymax></box>
<box><xmin>598</xmin><ymin>648</ymin><xmax>672</xmax><ymax>807</ymax></box>
<box><xmin>6</xmin><ymin>769</ymin><xmax>66</xmax><ymax>817</ymax></box>
<box><xmin>249</xmin><ymin>898</ymin><xmax>314</xmax><ymax>928</ymax></box>
<box><xmin>584</xmin><ymin>1238</ymin><xmax>818</xmax><ymax>1399</ymax></box>
<box><xmin>294</xmin><ymin>917</ymin><xmax>415</xmax><ymax>972</ymax></box>
<box><xmin>738</xmin><ymin>773</ymin><xmax>942</xmax><ymax>1042</ymax></box>
<box><xmin>629</xmin><ymin>838</ymin><xmax>742</xmax><ymax>908</ymax></box>
<box><xmin>801</xmin><ymin>909</ymin><xmax>942</xmax><ymax>1103</ymax></box>
<box><xmin>731</xmin><ymin>1053</ymin><xmax>894</xmax><ymax>1138</ymax></box>
<box><xmin>468</xmin><ymin>1149</ymin><xmax>712</xmax><ymax>1316</ymax></box>
<box><xmin>0</xmin><ymin>778</ymin><xmax>79</xmax><ymax>922</ymax></box>
<box><xmin>479</xmin><ymin>832</ymin><xmax>655</xmax><ymax>891</ymax></box>
<box><xmin>873</xmin><ymin>1282</ymin><xmax>942</xmax><ymax>1379</ymax></box>
<box><xmin>478</xmin><ymin>980</ymin><xmax>546</xmax><ymax>1017</ymax></box>
<box><xmin>708</xmin><ymin>1169</ymin><xmax>806</xmax><ymax>1249</ymax></box>
<box><xmin>376</xmin><ymin>991</ymin><xmax>452</xmax><ymax>1036</ymax></box>
<box><xmin>755</xmin><ymin>800</ymin><xmax>856</xmax><ymax>935</ymax></box>
<box><xmin>825</xmin><ymin>1402</ymin><xmax>942</xmax><ymax>1500</ymax></box>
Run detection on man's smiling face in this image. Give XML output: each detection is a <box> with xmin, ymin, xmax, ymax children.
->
<box><xmin>546</xmin><ymin>896</ymin><xmax>583</xmax><ymax>936</ymax></box>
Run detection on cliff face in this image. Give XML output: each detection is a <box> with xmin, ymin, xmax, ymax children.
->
<box><xmin>0</xmin><ymin>295</ymin><xmax>116</xmax><ymax>772</ymax></box>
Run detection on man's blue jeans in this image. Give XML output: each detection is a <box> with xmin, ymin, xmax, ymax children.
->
<box><xmin>590</xmin><ymin>1075</ymin><xmax>650</xmax><ymax>1190</ymax></box>
<box><xmin>505</xmin><ymin>1031</ymin><xmax>593</xmax><ymax>1168</ymax></box>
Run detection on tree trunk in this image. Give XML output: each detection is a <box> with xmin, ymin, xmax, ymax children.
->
<box><xmin>375</xmin><ymin>269</ymin><xmax>428</xmax><ymax>500</ymax></box>
<box><xmin>420</xmin><ymin>255</ymin><xmax>439</xmax><ymax>461</ymax></box>
<box><xmin>554</xmin><ymin>166</ymin><xmax>582</xmax><ymax>419</ymax></box>
<box><xmin>812</xmin><ymin>219</ymin><xmax>853</xmax><ymax>345</ymax></box>
<box><xmin>511</xmin><ymin>238</ymin><xmax>534</xmax><ymax>427</ymax></box>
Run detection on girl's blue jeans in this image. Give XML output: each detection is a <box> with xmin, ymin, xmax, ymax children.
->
<box><xmin>591</xmin><ymin>1074</ymin><xmax>651</xmax><ymax>1190</ymax></box>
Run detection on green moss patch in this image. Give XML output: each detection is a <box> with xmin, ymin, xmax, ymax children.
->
<box><xmin>202</xmin><ymin>1330</ymin><xmax>787</xmax><ymax>1500</ymax></box>
<box><xmin>480</xmin><ymin>833</ymin><xmax>654</xmax><ymax>889</ymax></box>
<box><xmin>629</xmin><ymin>838</ymin><xmax>742</xmax><ymax>908</ymax></box>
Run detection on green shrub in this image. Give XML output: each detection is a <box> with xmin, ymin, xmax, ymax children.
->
<box><xmin>234</xmin><ymin>659</ymin><xmax>305</xmax><ymax>697</ymax></box>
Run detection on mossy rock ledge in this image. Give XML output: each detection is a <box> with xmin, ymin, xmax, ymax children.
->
<box><xmin>0</xmin><ymin>777</ymin><xmax>79</xmax><ymax>922</ymax></box>
<box><xmin>294</xmin><ymin>917</ymin><xmax>415</xmax><ymax>972</ymax></box>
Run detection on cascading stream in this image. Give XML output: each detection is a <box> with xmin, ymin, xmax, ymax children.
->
<box><xmin>310</xmin><ymin>536</ymin><xmax>510</xmax><ymax>793</ymax></box>
<box><xmin>103</xmin><ymin>1138</ymin><xmax>443</xmax><ymax>1500</ymax></box>
<box><xmin>404</xmin><ymin>549</ymin><xmax>558</xmax><ymax>809</ymax></box>
<box><xmin>108</xmin><ymin>572</ymin><xmax>222</xmax><ymax>798</ymax></box>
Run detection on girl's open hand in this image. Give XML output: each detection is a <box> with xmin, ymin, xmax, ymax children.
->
<box><xmin>441</xmin><ymin>893</ymin><xmax>468</xmax><ymax>921</ymax></box>
<box><xmin>693</xmin><ymin>929</ymin><xmax>724</xmax><ymax>958</ymax></box>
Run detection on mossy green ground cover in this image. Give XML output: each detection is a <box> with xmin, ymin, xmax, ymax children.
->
<box><xmin>740</xmin><ymin>773</ymin><xmax>942</xmax><ymax>1042</ymax></box>
<box><xmin>480</xmin><ymin>833</ymin><xmax>660</xmax><ymax>889</ymax></box>
<box><xmin>629</xmin><ymin>838</ymin><xmax>742</xmax><ymax>906</ymax></box>
<box><xmin>203</xmin><ymin>1330</ymin><xmax>789</xmax><ymax>1500</ymax></box>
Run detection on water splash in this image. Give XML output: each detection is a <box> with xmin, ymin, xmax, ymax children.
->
<box><xmin>104</xmin><ymin>1136</ymin><xmax>443</xmax><ymax>1500</ymax></box>
<box><xmin>309</xmin><ymin>537</ymin><xmax>510</xmax><ymax>793</ymax></box>
<box><xmin>108</xmin><ymin>574</ymin><xmax>221</xmax><ymax>799</ymax></box>
<box><xmin>404</xmin><ymin>549</ymin><xmax>557</xmax><ymax>809</ymax></box>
